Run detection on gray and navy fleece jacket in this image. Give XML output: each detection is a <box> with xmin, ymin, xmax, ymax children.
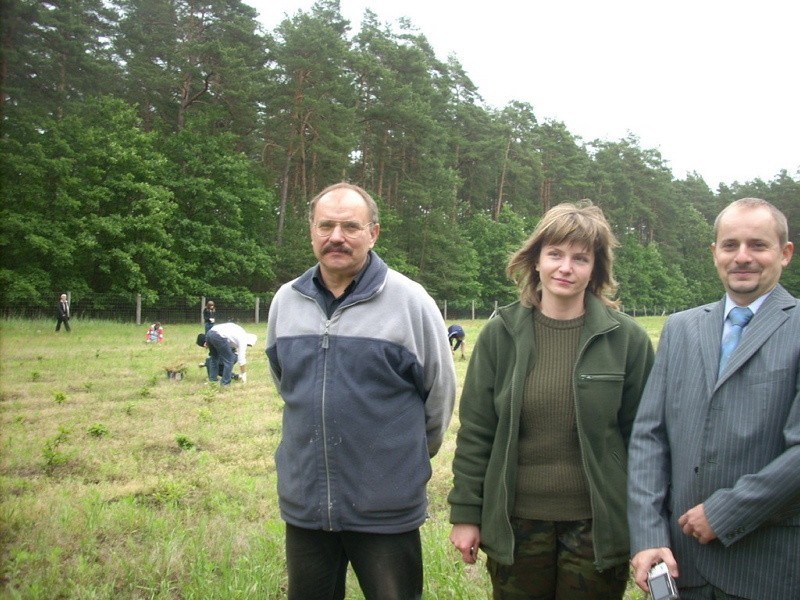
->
<box><xmin>266</xmin><ymin>251</ymin><xmax>456</xmax><ymax>534</ymax></box>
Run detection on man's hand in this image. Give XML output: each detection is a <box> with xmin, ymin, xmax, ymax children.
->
<box><xmin>630</xmin><ymin>548</ymin><xmax>679</xmax><ymax>593</ymax></box>
<box><xmin>450</xmin><ymin>524</ymin><xmax>480</xmax><ymax>564</ymax></box>
<box><xmin>678</xmin><ymin>503</ymin><xmax>717</xmax><ymax>544</ymax></box>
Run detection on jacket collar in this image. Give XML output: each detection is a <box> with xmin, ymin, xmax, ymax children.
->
<box><xmin>292</xmin><ymin>250</ymin><xmax>389</xmax><ymax>306</ymax></box>
<box><xmin>497</xmin><ymin>293</ymin><xmax>619</xmax><ymax>337</ymax></box>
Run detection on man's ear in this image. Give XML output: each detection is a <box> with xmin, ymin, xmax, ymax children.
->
<box><xmin>369</xmin><ymin>223</ymin><xmax>380</xmax><ymax>247</ymax></box>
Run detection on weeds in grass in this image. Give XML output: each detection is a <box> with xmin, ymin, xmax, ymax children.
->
<box><xmin>42</xmin><ymin>426</ymin><xmax>71</xmax><ymax>472</ymax></box>
<box><xmin>151</xmin><ymin>479</ymin><xmax>189</xmax><ymax>505</ymax></box>
<box><xmin>53</xmin><ymin>391</ymin><xmax>67</xmax><ymax>404</ymax></box>
<box><xmin>176</xmin><ymin>434</ymin><xmax>196</xmax><ymax>451</ymax></box>
<box><xmin>197</xmin><ymin>408</ymin><xmax>213</xmax><ymax>423</ymax></box>
<box><xmin>88</xmin><ymin>423</ymin><xmax>110</xmax><ymax>438</ymax></box>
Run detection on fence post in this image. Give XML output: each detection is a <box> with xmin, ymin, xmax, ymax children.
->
<box><xmin>255</xmin><ymin>297</ymin><xmax>260</xmax><ymax>324</ymax></box>
<box><xmin>136</xmin><ymin>294</ymin><xmax>142</xmax><ymax>326</ymax></box>
<box><xmin>471</xmin><ymin>300</ymin><xmax>475</xmax><ymax>321</ymax></box>
<box><xmin>443</xmin><ymin>300</ymin><xmax>448</xmax><ymax>321</ymax></box>
<box><xmin>201</xmin><ymin>296</ymin><xmax>206</xmax><ymax>325</ymax></box>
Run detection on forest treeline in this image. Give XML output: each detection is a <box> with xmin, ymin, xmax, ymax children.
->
<box><xmin>2</xmin><ymin>0</ymin><xmax>798</xmax><ymax>312</ymax></box>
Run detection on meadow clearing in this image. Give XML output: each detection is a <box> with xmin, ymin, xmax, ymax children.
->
<box><xmin>0</xmin><ymin>317</ymin><xmax>665</xmax><ymax>599</ymax></box>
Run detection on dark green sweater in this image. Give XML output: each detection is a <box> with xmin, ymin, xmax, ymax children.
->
<box><xmin>514</xmin><ymin>312</ymin><xmax>592</xmax><ymax>520</ymax></box>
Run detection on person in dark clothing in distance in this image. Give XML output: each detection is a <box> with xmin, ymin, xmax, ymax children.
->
<box><xmin>56</xmin><ymin>293</ymin><xmax>71</xmax><ymax>332</ymax></box>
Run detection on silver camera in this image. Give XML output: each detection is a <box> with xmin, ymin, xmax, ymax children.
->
<box><xmin>648</xmin><ymin>562</ymin><xmax>679</xmax><ymax>600</ymax></box>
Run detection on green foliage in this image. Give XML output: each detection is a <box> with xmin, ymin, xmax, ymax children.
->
<box><xmin>88</xmin><ymin>423</ymin><xmax>110</xmax><ymax>438</ymax></box>
<box><xmin>53</xmin><ymin>391</ymin><xmax>67</xmax><ymax>404</ymax></box>
<box><xmin>197</xmin><ymin>408</ymin><xmax>213</xmax><ymax>423</ymax></box>
<box><xmin>159</xmin><ymin>122</ymin><xmax>277</xmax><ymax>298</ymax></box>
<box><xmin>175</xmin><ymin>434</ymin><xmax>196</xmax><ymax>451</ymax></box>
<box><xmin>0</xmin><ymin>0</ymin><xmax>797</xmax><ymax>312</ymax></box>
<box><xmin>42</xmin><ymin>426</ymin><xmax>71</xmax><ymax>472</ymax></box>
<box><xmin>465</xmin><ymin>208</ymin><xmax>528</xmax><ymax>307</ymax></box>
<box><xmin>151</xmin><ymin>479</ymin><xmax>189</xmax><ymax>505</ymax></box>
<box><xmin>615</xmin><ymin>236</ymin><xmax>691</xmax><ymax>310</ymax></box>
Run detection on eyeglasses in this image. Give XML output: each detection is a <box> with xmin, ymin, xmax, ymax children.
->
<box><xmin>313</xmin><ymin>220</ymin><xmax>374</xmax><ymax>239</ymax></box>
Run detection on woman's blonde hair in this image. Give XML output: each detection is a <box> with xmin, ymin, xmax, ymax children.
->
<box><xmin>507</xmin><ymin>200</ymin><xmax>620</xmax><ymax>309</ymax></box>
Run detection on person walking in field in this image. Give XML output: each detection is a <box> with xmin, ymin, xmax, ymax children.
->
<box><xmin>55</xmin><ymin>293</ymin><xmax>71</xmax><ymax>332</ymax></box>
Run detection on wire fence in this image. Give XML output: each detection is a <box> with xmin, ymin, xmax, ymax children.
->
<box><xmin>0</xmin><ymin>292</ymin><xmax>689</xmax><ymax>325</ymax></box>
<box><xmin>0</xmin><ymin>295</ymin><xmax>267</xmax><ymax>325</ymax></box>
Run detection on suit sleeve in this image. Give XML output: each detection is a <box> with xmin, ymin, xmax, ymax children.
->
<box><xmin>627</xmin><ymin>317</ymin><xmax>676</xmax><ymax>554</ymax></box>
<box><xmin>703</xmin><ymin>374</ymin><xmax>800</xmax><ymax>546</ymax></box>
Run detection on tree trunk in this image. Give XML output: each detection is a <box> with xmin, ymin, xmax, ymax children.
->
<box><xmin>495</xmin><ymin>135</ymin><xmax>512</xmax><ymax>220</ymax></box>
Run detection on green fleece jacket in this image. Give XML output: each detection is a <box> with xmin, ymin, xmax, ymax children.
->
<box><xmin>448</xmin><ymin>295</ymin><xmax>654</xmax><ymax>569</ymax></box>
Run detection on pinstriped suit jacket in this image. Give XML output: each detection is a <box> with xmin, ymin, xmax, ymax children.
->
<box><xmin>628</xmin><ymin>284</ymin><xmax>800</xmax><ymax>599</ymax></box>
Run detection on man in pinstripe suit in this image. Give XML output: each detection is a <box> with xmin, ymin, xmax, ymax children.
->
<box><xmin>628</xmin><ymin>198</ymin><xmax>799</xmax><ymax>599</ymax></box>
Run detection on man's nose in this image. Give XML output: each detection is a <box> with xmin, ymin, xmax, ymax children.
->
<box><xmin>329</xmin><ymin>223</ymin><xmax>347</xmax><ymax>240</ymax></box>
<box><xmin>734</xmin><ymin>244</ymin><xmax>752</xmax><ymax>262</ymax></box>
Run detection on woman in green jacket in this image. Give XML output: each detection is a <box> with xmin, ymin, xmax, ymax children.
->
<box><xmin>448</xmin><ymin>201</ymin><xmax>655</xmax><ymax>599</ymax></box>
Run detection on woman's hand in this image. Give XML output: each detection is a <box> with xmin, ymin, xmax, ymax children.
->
<box><xmin>450</xmin><ymin>523</ymin><xmax>481</xmax><ymax>564</ymax></box>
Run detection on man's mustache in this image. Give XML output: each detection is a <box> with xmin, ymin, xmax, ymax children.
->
<box><xmin>322</xmin><ymin>244</ymin><xmax>352</xmax><ymax>256</ymax></box>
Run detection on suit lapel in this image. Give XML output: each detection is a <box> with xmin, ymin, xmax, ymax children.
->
<box><xmin>700</xmin><ymin>300</ymin><xmax>725</xmax><ymax>393</ymax></box>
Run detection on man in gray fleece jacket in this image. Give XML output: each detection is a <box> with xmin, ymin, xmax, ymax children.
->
<box><xmin>266</xmin><ymin>182</ymin><xmax>456</xmax><ymax>600</ymax></box>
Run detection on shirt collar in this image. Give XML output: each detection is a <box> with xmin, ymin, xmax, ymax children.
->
<box><xmin>723</xmin><ymin>289</ymin><xmax>772</xmax><ymax>320</ymax></box>
<box><xmin>312</xmin><ymin>252</ymin><xmax>372</xmax><ymax>296</ymax></box>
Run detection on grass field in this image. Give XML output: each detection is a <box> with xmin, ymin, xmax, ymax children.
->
<box><xmin>0</xmin><ymin>317</ymin><xmax>664</xmax><ymax>599</ymax></box>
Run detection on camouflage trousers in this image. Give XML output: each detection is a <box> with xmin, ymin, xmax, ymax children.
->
<box><xmin>486</xmin><ymin>517</ymin><xmax>628</xmax><ymax>600</ymax></box>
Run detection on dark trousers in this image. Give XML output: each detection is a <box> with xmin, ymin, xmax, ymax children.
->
<box><xmin>55</xmin><ymin>316</ymin><xmax>71</xmax><ymax>332</ymax></box>
<box><xmin>205</xmin><ymin>330</ymin><xmax>235</xmax><ymax>385</ymax></box>
<box><xmin>285</xmin><ymin>523</ymin><xmax>423</xmax><ymax>600</ymax></box>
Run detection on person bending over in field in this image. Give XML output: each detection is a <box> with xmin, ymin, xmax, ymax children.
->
<box><xmin>447</xmin><ymin>324</ymin><xmax>467</xmax><ymax>359</ymax></box>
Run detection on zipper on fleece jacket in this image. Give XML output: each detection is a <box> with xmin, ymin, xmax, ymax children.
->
<box><xmin>572</xmin><ymin>322</ymin><xmax>618</xmax><ymax>571</ymax></box>
<box><xmin>321</xmin><ymin>318</ymin><xmax>334</xmax><ymax>529</ymax></box>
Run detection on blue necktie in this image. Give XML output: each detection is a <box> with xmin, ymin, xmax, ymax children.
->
<box><xmin>718</xmin><ymin>306</ymin><xmax>753</xmax><ymax>375</ymax></box>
